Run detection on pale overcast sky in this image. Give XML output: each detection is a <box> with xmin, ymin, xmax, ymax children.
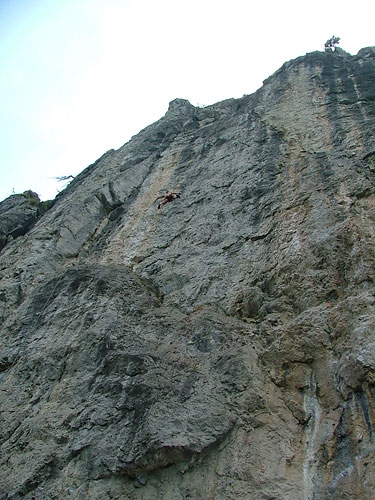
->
<box><xmin>0</xmin><ymin>0</ymin><xmax>374</xmax><ymax>201</ymax></box>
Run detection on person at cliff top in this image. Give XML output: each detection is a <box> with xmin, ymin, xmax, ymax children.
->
<box><xmin>155</xmin><ymin>191</ymin><xmax>181</xmax><ymax>209</ymax></box>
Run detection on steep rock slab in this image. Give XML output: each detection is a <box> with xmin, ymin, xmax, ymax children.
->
<box><xmin>1</xmin><ymin>48</ymin><xmax>375</xmax><ymax>499</ymax></box>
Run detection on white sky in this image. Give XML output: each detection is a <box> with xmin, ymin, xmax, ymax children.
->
<box><xmin>0</xmin><ymin>0</ymin><xmax>374</xmax><ymax>202</ymax></box>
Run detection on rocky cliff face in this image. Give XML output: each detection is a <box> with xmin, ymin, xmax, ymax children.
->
<box><xmin>1</xmin><ymin>47</ymin><xmax>375</xmax><ymax>500</ymax></box>
<box><xmin>0</xmin><ymin>191</ymin><xmax>51</xmax><ymax>252</ymax></box>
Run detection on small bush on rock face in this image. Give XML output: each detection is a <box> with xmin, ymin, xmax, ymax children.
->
<box><xmin>19</xmin><ymin>190</ymin><xmax>54</xmax><ymax>215</ymax></box>
<box><xmin>20</xmin><ymin>190</ymin><xmax>54</xmax><ymax>214</ymax></box>
<box><xmin>22</xmin><ymin>190</ymin><xmax>40</xmax><ymax>206</ymax></box>
<box><xmin>38</xmin><ymin>199</ymin><xmax>54</xmax><ymax>215</ymax></box>
<box><xmin>27</xmin><ymin>197</ymin><xmax>39</xmax><ymax>206</ymax></box>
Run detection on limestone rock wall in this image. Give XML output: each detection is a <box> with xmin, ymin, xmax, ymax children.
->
<box><xmin>1</xmin><ymin>48</ymin><xmax>375</xmax><ymax>499</ymax></box>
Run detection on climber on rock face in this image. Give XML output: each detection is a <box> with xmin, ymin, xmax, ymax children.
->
<box><xmin>155</xmin><ymin>191</ymin><xmax>181</xmax><ymax>209</ymax></box>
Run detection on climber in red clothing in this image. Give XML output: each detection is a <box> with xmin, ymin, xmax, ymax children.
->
<box><xmin>155</xmin><ymin>191</ymin><xmax>181</xmax><ymax>209</ymax></box>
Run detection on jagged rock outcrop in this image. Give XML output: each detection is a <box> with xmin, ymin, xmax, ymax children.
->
<box><xmin>0</xmin><ymin>191</ymin><xmax>52</xmax><ymax>251</ymax></box>
<box><xmin>1</xmin><ymin>47</ymin><xmax>375</xmax><ymax>499</ymax></box>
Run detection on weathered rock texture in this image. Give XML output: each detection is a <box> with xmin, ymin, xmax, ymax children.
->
<box><xmin>0</xmin><ymin>191</ymin><xmax>52</xmax><ymax>252</ymax></box>
<box><xmin>1</xmin><ymin>47</ymin><xmax>375</xmax><ymax>499</ymax></box>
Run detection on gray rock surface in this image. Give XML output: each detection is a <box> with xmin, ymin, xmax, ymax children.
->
<box><xmin>1</xmin><ymin>47</ymin><xmax>375</xmax><ymax>499</ymax></box>
<box><xmin>0</xmin><ymin>191</ymin><xmax>48</xmax><ymax>251</ymax></box>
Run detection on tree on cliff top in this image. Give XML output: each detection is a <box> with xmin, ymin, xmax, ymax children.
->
<box><xmin>324</xmin><ymin>36</ymin><xmax>340</xmax><ymax>51</ymax></box>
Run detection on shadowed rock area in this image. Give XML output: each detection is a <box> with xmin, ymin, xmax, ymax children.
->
<box><xmin>1</xmin><ymin>47</ymin><xmax>375</xmax><ymax>499</ymax></box>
